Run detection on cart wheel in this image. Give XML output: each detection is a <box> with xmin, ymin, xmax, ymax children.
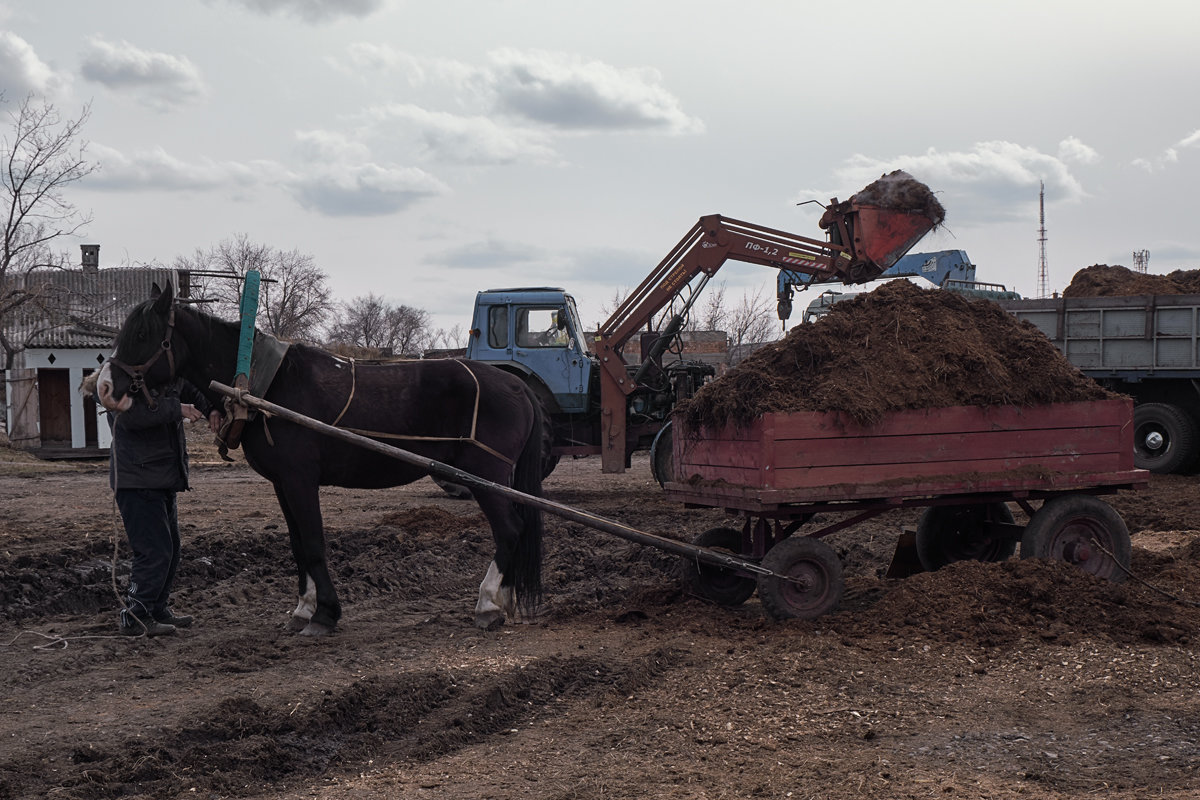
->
<box><xmin>682</xmin><ymin>527</ymin><xmax>757</xmax><ymax>607</ymax></box>
<box><xmin>756</xmin><ymin>536</ymin><xmax>844</xmax><ymax>620</ymax></box>
<box><xmin>915</xmin><ymin>503</ymin><xmax>1017</xmax><ymax>571</ymax></box>
<box><xmin>1020</xmin><ymin>495</ymin><xmax>1131</xmax><ymax>582</ymax></box>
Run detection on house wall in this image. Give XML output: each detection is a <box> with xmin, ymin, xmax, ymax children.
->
<box><xmin>15</xmin><ymin>348</ymin><xmax>112</xmax><ymax>449</ymax></box>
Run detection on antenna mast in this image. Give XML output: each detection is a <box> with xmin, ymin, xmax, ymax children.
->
<box><xmin>1037</xmin><ymin>181</ymin><xmax>1049</xmax><ymax>299</ymax></box>
<box><xmin>1133</xmin><ymin>249</ymin><xmax>1149</xmax><ymax>273</ymax></box>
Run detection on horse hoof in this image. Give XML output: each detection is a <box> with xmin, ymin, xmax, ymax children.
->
<box><xmin>474</xmin><ymin>611</ymin><xmax>505</xmax><ymax>630</ymax></box>
<box><xmin>287</xmin><ymin>615</ymin><xmax>310</xmax><ymax>632</ymax></box>
<box><xmin>298</xmin><ymin>621</ymin><xmax>335</xmax><ymax>636</ymax></box>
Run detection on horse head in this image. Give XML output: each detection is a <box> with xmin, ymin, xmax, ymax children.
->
<box><xmin>97</xmin><ymin>282</ymin><xmax>188</xmax><ymax>412</ymax></box>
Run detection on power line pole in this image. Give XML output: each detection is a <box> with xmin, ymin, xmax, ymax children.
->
<box><xmin>1037</xmin><ymin>181</ymin><xmax>1049</xmax><ymax>299</ymax></box>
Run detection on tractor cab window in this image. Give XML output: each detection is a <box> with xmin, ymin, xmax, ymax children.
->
<box><xmin>488</xmin><ymin>305</ymin><xmax>509</xmax><ymax>348</ymax></box>
<box><xmin>516</xmin><ymin>308</ymin><xmax>569</xmax><ymax>348</ymax></box>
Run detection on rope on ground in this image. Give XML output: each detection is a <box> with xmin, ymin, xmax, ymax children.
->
<box><xmin>1092</xmin><ymin>537</ymin><xmax>1200</xmax><ymax>608</ymax></box>
<box><xmin>4</xmin><ymin>629</ymin><xmax>131</xmax><ymax>650</ymax></box>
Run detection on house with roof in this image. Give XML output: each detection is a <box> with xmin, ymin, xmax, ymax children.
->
<box><xmin>3</xmin><ymin>245</ymin><xmax>184</xmax><ymax>457</ymax></box>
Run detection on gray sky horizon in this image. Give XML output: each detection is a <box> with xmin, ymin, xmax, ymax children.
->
<box><xmin>4</xmin><ymin>0</ymin><xmax>1198</xmax><ymax>335</ymax></box>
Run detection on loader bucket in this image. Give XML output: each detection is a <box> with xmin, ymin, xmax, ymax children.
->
<box><xmin>852</xmin><ymin>204</ymin><xmax>940</xmax><ymax>272</ymax></box>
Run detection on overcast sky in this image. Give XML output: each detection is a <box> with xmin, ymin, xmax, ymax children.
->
<box><xmin>3</xmin><ymin>0</ymin><xmax>1199</xmax><ymax>334</ymax></box>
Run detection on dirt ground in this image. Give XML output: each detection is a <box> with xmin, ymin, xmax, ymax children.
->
<box><xmin>3</xmin><ymin>426</ymin><xmax>1200</xmax><ymax>800</ymax></box>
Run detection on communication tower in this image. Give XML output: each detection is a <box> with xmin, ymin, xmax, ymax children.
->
<box><xmin>1133</xmin><ymin>249</ymin><xmax>1149</xmax><ymax>273</ymax></box>
<box><xmin>1037</xmin><ymin>182</ymin><xmax>1049</xmax><ymax>299</ymax></box>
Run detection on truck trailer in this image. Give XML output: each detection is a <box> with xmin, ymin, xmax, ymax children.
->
<box><xmin>998</xmin><ymin>293</ymin><xmax>1200</xmax><ymax>473</ymax></box>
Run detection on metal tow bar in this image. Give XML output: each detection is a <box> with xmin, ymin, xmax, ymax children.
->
<box><xmin>209</xmin><ymin>381</ymin><xmax>776</xmax><ymax>579</ymax></box>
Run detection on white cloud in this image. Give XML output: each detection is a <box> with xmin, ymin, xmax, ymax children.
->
<box><xmin>837</xmin><ymin>141</ymin><xmax>1088</xmax><ymax>222</ymax></box>
<box><xmin>85</xmin><ymin>143</ymin><xmax>273</xmax><ymax>191</ymax></box>
<box><xmin>331</xmin><ymin>45</ymin><xmax>703</xmax><ymax>136</ymax></box>
<box><xmin>1132</xmin><ymin>129</ymin><xmax>1200</xmax><ymax>172</ymax></box>
<box><xmin>330</xmin><ymin>44</ymin><xmax>474</xmax><ymax>87</ymax></box>
<box><xmin>362</xmin><ymin>103</ymin><xmax>560</xmax><ymax>166</ymax></box>
<box><xmin>482</xmin><ymin>48</ymin><xmax>704</xmax><ymax>134</ymax></box>
<box><xmin>80</xmin><ymin>37</ymin><xmax>206</xmax><ymax>112</ymax></box>
<box><xmin>290</xmin><ymin>129</ymin><xmax>448</xmax><ymax>216</ymax></box>
<box><xmin>86</xmin><ymin>134</ymin><xmax>443</xmax><ymax>218</ymax></box>
<box><xmin>218</xmin><ymin>0</ymin><xmax>386</xmax><ymax>22</ymax></box>
<box><xmin>0</xmin><ymin>31</ymin><xmax>66</xmax><ymax>97</ymax></box>
<box><xmin>1058</xmin><ymin>136</ymin><xmax>1100</xmax><ymax>165</ymax></box>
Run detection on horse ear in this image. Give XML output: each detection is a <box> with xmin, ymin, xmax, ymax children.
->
<box><xmin>152</xmin><ymin>281</ymin><xmax>175</xmax><ymax>314</ymax></box>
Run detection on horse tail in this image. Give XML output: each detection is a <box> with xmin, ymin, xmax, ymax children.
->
<box><xmin>510</xmin><ymin>384</ymin><xmax>546</xmax><ymax>617</ymax></box>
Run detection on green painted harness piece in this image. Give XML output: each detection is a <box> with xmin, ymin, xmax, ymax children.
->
<box><xmin>236</xmin><ymin>270</ymin><xmax>260</xmax><ymax>380</ymax></box>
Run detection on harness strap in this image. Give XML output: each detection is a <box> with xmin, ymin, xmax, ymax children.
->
<box><xmin>330</xmin><ymin>358</ymin><xmax>356</xmax><ymax>428</ymax></box>
<box><xmin>328</xmin><ymin>358</ymin><xmax>514</xmax><ymax>466</ymax></box>
<box><xmin>107</xmin><ymin>307</ymin><xmax>177</xmax><ymax>409</ymax></box>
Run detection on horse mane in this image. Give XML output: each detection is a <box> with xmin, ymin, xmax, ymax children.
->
<box><xmin>115</xmin><ymin>296</ymin><xmax>239</xmax><ymax>362</ymax></box>
<box><xmin>113</xmin><ymin>298</ymin><xmax>162</xmax><ymax>361</ymax></box>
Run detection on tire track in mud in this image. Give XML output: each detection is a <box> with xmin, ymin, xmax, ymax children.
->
<box><xmin>12</xmin><ymin>646</ymin><xmax>689</xmax><ymax>799</ymax></box>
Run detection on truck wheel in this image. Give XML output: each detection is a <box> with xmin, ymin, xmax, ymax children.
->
<box><xmin>1133</xmin><ymin>402</ymin><xmax>1197</xmax><ymax>474</ymax></box>
<box><xmin>650</xmin><ymin>421</ymin><xmax>673</xmax><ymax>487</ymax></box>
<box><xmin>756</xmin><ymin>536</ymin><xmax>844</xmax><ymax>620</ymax></box>
<box><xmin>1020</xmin><ymin>495</ymin><xmax>1131</xmax><ymax>583</ymax></box>
<box><xmin>915</xmin><ymin>503</ymin><xmax>1016</xmax><ymax>571</ymax></box>
<box><xmin>681</xmin><ymin>527</ymin><xmax>757</xmax><ymax>607</ymax></box>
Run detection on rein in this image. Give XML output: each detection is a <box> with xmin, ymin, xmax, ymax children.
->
<box><xmin>107</xmin><ymin>307</ymin><xmax>177</xmax><ymax>408</ymax></box>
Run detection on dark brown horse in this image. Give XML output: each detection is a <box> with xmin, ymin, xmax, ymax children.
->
<box><xmin>97</xmin><ymin>283</ymin><xmax>544</xmax><ymax>634</ymax></box>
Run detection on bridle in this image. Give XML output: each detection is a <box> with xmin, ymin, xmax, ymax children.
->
<box><xmin>107</xmin><ymin>306</ymin><xmax>178</xmax><ymax>407</ymax></box>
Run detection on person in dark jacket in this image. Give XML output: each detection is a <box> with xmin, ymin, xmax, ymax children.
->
<box><xmin>104</xmin><ymin>376</ymin><xmax>223</xmax><ymax>637</ymax></box>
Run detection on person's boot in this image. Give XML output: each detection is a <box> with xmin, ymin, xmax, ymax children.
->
<box><xmin>153</xmin><ymin>608</ymin><xmax>193</xmax><ymax>628</ymax></box>
<box><xmin>120</xmin><ymin>601</ymin><xmax>176</xmax><ymax>637</ymax></box>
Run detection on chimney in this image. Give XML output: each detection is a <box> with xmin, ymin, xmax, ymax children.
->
<box><xmin>81</xmin><ymin>244</ymin><xmax>100</xmax><ymax>274</ymax></box>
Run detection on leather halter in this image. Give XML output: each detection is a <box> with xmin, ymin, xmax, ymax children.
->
<box><xmin>108</xmin><ymin>306</ymin><xmax>178</xmax><ymax>406</ymax></box>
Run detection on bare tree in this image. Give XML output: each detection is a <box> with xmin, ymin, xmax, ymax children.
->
<box><xmin>726</xmin><ymin>285</ymin><xmax>779</xmax><ymax>349</ymax></box>
<box><xmin>0</xmin><ymin>95</ymin><xmax>96</xmax><ymax>369</ymax></box>
<box><xmin>326</xmin><ymin>293</ymin><xmax>432</xmax><ymax>357</ymax></box>
<box><xmin>429</xmin><ymin>324</ymin><xmax>467</xmax><ymax>350</ymax></box>
<box><xmin>687</xmin><ymin>281</ymin><xmax>727</xmax><ymax>332</ymax></box>
<box><xmin>175</xmin><ymin>234</ymin><xmax>332</xmax><ymax>342</ymax></box>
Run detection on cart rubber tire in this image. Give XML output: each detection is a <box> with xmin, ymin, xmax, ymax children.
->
<box><xmin>650</xmin><ymin>421</ymin><xmax>673</xmax><ymax>488</ymax></box>
<box><xmin>1133</xmin><ymin>402</ymin><xmax>1197</xmax><ymax>474</ymax></box>
<box><xmin>915</xmin><ymin>503</ymin><xmax>1017</xmax><ymax>572</ymax></box>
<box><xmin>1020</xmin><ymin>495</ymin><xmax>1131</xmax><ymax>583</ymax></box>
<box><xmin>756</xmin><ymin>536</ymin><xmax>844</xmax><ymax>620</ymax></box>
<box><xmin>682</xmin><ymin>527</ymin><xmax>757</xmax><ymax>607</ymax></box>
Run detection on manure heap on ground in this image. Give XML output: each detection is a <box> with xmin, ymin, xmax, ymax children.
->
<box><xmin>680</xmin><ymin>280</ymin><xmax>1114</xmax><ymax>431</ymax></box>
<box><xmin>1063</xmin><ymin>264</ymin><xmax>1200</xmax><ymax>297</ymax></box>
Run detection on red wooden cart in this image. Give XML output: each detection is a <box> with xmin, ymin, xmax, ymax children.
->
<box><xmin>665</xmin><ymin>398</ymin><xmax>1147</xmax><ymax>620</ymax></box>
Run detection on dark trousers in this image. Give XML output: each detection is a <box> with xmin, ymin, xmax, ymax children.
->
<box><xmin>115</xmin><ymin>488</ymin><xmax>181</xmax><ymax>622</ymax></box>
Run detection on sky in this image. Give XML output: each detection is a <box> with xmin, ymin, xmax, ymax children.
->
<box><xmin>3</xmin><ymin>0</ymin><xmax>1200</xmax><ymax>337</ymax></box>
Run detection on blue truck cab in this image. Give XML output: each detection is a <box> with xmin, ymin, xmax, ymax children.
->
<box><xmin>464</xmin><ymin>287</ymin><xmax>594</xmax><ymax>414</ymax></box>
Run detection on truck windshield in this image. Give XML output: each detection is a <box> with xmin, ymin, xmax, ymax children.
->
<box><xmin>517</xmin><ymin>307</ymin><xmax>569</xmax><ymax>348</ymax></box>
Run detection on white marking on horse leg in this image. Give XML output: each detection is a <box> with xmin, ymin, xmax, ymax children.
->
<box><xmin>291</xmin><ymin>573</ymin><xmax>317</xmax><ymax>628</ymax></box>
<box><xmin>474</xmin><ymin>560</ymin><xmax>514</xmax><ymax>628</ymax></box>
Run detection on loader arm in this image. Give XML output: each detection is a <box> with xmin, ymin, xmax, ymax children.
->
<box><xmin>594</xmin><ymin>203</ymin><xmax>938</xmax><ymax>472</ymax></box>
